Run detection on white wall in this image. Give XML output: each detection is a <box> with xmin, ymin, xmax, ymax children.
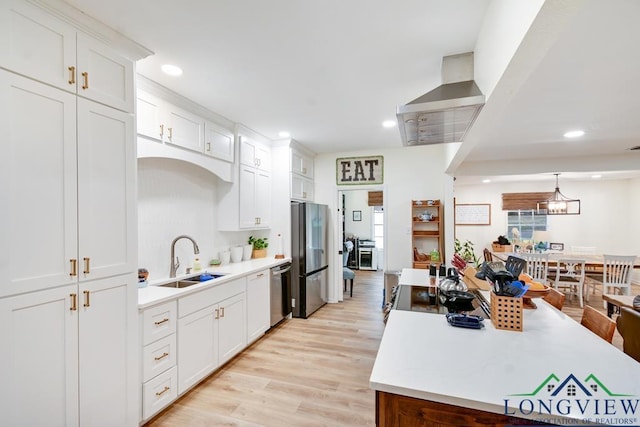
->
<box><xmin>344</xmin><ymin>190</ymin><xmax>372</xmax><ymax>239</ymax></box>
<box><xmin>137</xmin><ymin>158</ymin><xmax>257</xmax><ymax>279</ymax></box>
<box><xmin>454</xmin><ymin>177</ymin><xmax>640</xmax><ymax>283</ymax></box>
<box><xmin>314</xmin><ymin>145</ymin><xmax>451</xmax><ymax>301</ymax></box>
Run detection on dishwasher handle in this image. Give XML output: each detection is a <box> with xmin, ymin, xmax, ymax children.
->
<box><xmin>271</xmin><ymin>264</ymin><xmax>291</xmax><ymax>275</ymax></box>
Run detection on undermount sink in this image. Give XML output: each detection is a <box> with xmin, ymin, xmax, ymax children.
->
<box><xmin>159</xmin><ymin>273</ymin><xmax>226</xmax><ymax>289</ymax></box>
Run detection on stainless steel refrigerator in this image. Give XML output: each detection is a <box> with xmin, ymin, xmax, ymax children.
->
<box><xmin>291</xmin><ymin>201</ymin><xmax>328</xmax><ymax>318</ymax></box>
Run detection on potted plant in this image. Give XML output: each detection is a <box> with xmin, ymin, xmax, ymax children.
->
<box><xmin>248</xmin><ymin>236</ymin><xmax>268</xmax><ymax>258</ymax></box>
<box><xmin>454</xmin><ymin>238</ymin><xmax>480</xmax><ymax>267</ymax></box>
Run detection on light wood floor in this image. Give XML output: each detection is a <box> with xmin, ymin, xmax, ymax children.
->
<box><xmin>146</xmin><ymin>270</ymin><xmax>633</xmax><ymax>426</ymax></box>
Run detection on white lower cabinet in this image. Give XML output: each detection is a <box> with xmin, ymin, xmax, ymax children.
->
<box><xmin>0</xmin><ymin>275</ymin><xmax>137</xmax><ymax>427</ymax></box>
<box><xmin>141</xmin><ymin>278</ymin><xmax>248</xmax><ymax>421</ymax></box>
<box><xmin>177</xmin><ymin>305</ymin><xmax>219</xmax><ymax>394</ymax></box>
<box><xmin>246</xmin><ymin>270</ymin><xmax>270</xmax><ymax>344</ymax></box>
<box><xmin>218</xmin><ymin>292</ymin><xmax>246</xmax><ymax>365</ymax></box>
<box><xmin>140</xmin><ymin>300</ymin><xmax>177</xmax><ymax>421</ymax></box>
<box><xmin>142</xmin><ymin>366</ymin><xmax>178</xmax><ymax>421</ymax></box>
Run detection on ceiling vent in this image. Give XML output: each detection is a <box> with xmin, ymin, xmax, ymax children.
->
<box><xmin>397</xmin><ymin>52</ymin><xmax>485</xmax><ymax>146</ymax></box>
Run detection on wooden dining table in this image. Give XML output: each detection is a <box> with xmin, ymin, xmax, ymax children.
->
<box><xmin>490</xmin><ymin>251</ymin><xmax>640</xmax><ymax>272</ymax></box>
<box><xmin>602</xmin><ymin>293</ymin><xmax>638</xmax><ymax>317</ymax></box>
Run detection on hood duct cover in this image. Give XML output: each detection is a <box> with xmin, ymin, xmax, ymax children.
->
<box><xmin>397</xmin><ymin>52</ymin><xmax>485</xmax><ymax>146</ymax></box>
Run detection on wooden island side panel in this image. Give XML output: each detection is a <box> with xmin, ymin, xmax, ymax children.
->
<box><xmin>376</xmin><ymin>391</ymin><xmax>553</xmax><ymax>427</ymax></box>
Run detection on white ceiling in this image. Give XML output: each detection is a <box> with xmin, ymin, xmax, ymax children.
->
<box><xmin>64</xmin><ymin>0</ymin><xmax>640</xmax><ymax>185</ymax></box>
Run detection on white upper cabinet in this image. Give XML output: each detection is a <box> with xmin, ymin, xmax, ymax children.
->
<box><xmin>291</xmin><ymin>148</ymin><xmax>314</xmax><ymax>180</ymax></box>
<box><xmin>136</xmin><ymin>90</ymin><xmax>165</xmax><ymax>141</ymax></box>
<box><xmin>204</xmin><ymin>120</ymin><xmax>234</xmax><ymax>162</ymax></box>
<box><xmin>0</xmin><ymin>0</ymin><xmax>134</xmax><ymax>112</ymax></box>
<box><xmin>77</xmin><ymin>98</ymin><xmax>136</xmax><ymax>281</ymax></box>
<box><xmin>165</xmin><ymin>104</ymin><xmax>204</xmax><ymax>152</ymax></box>
<box><xmin>240</xmin><ymin>136</ymin><xmax>271</xmax><ymax>172</ymax></box>
<box><xmin>0</xmin><ymin>70</ymin><xmax>78</xmax><ymax>297</ymax></box>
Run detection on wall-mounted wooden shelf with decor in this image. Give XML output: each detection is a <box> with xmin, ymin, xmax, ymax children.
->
<box><xmin>411</xmin><ymin>200</ymin><xmax>444</xmax><ymax>269</ymax></box>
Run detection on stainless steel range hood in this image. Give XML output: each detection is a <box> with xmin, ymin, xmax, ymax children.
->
<box><xmin>397</xmin><ymin>52</ymin><xmax>485</xmax><ymax>146</ymax></box>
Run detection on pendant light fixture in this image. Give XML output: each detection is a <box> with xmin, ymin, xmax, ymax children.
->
<box><xmin>536</xmin><ymin>173</ymin><xmax>580</xmax><ymax>215</ymax></box>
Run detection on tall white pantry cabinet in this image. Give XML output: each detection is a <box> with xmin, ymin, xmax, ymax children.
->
<box><xmin>0</xmin><ymin>1</ymin><xmax>146</xmax><ymax>426</ymax></box>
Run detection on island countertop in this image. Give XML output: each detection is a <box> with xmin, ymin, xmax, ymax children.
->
<box><xmin>370</xmin><ymin>297</ymin><xmax>640</xmax><ymax>425</ymax></box>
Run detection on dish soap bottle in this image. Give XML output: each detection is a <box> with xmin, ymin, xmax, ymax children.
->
<box><xmin>193</xmin><ymin>257</ymin><xmax>201</xmax><ymax>272</ymax></box>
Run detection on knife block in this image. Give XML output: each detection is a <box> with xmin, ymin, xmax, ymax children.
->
<box><xmin>490</xmin><ymin>292</ymin><xmax>523</xmax><ymax>332</ymax></box>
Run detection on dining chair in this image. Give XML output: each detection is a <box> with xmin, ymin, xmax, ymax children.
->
<box><xmin>542</xmin><ymin>287</ymin><xmax>566</xmax><ymax>311</ymax></box>
<box><xmin>548</xmin><ymin>258</ymin><xmax>586</xmax><ymax>308</ymax></box>
<box><xmin>520</xmin><ymin>253</ymin><xmax>550</xmax><ymax>284</ymax></box>
<box><xmin>483</xmin><ymin>248</ymin><xmax>493</xmax><ymax>262</ymax></box>
<box><xmin>602</xmin><ymin>255</ymin><xmax>637</xmax><ymax>297</ymax></box>
<box><xmin>616</xmin><ymin>307</ymin><xmax>640</xmax><ymax>363</ymax></box>
<box><xmin>580</xmin><ymin>305</ymin><xmax>616</xmax><ymax>343</ymax></box>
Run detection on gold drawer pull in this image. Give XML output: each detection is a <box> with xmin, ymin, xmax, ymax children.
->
<box><xmin>70</xmin><ymin>259</ymin><xmax>77</xmax><ymax>277</ymax></box>
<box><xmin>154</xmin><ymin>352</ymin><xmax>169</xmax><ymax>361</ymax></box>
<box><xmin>220</xmin><ymin>307</ymin><xmax>225</xmax><ymax>318</ymax></box>
<box><xmin>81</xmin><ymin>71</ymin><xmax>89</xmax><ymax>89</ymax></box>
<box><xmin>70</xmin><ymin>293</ymin><xmax>77</xmax><ymax>311</ymax></box>
<box><xmin>83</xmin><ymin>290</ymin><xmax>90</xmax><ymax>308</ymax></box>
<box><xmin>83</xmin><ymin>257</ymin><xmax>90</xmax><ymax>274</ymax></box>
<box><xmin>167</xmin><ymin>127</ymin><xmax>173</xmax><ymax>141</ymax></box>
<box><xmin>215</xmin><ymin>308</ymin><xmax>219</xmax><ymax>320</ymax></box>
<box><xmin>154</xmin><ymin>318</ymin><xmax>169</xmax><ymax>326</ymax></box>
<box><xmin>68</xmin><ymin>66</ymin><xmax>76</xmax><ymax>84</ymax></box>
<box><xmin>155</xmin><ymin>386</ymin><xmax>170</xmax><ymax>397</ymax></box>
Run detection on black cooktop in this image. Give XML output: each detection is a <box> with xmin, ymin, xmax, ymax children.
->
<box><xmin>392</xmin><ymin>285</ymin><xmax>490</xmax><ymax>318</ymax></box>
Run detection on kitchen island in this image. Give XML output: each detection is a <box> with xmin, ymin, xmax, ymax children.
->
<box><xmin>371</xmin><ymin>289</ymin><xmax>640</xmax><ymax>426</ymax></box>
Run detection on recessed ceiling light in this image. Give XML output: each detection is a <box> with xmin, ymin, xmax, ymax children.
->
<box><xmin>563</xmin><ymin>130</ymin><xmax>585</xmax><ymax>138</ymax></box>
<box><xmin>591</xmin><ymin>174</ymin><xmax>602</xmax><ymax>179</ymax></box>
<box><xmin>161</xmin><ymin>64</ymin><xmax>183</xmax><ymax>76</ymax></box>
<box><xmin>482</xmin><ymin>179</ymin><xmax>491</xmax><ymax>183</ymax></box>
<box><xmin>278</xmin><ymin>131</ymin><xmax>290</xmax><ymax>138</ymax></box>
<box><xmin>382</xmin><ymin>120</ymin><xmax>396</xmax><ymax>128</ymax></box>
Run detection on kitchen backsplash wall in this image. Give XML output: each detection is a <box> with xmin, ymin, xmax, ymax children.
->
<box><xmin>137</xmin><ymin>157</ymin><xmax>253</xmax><ymax>279</ymax></box>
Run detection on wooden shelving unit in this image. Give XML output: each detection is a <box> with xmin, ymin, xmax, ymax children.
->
<box><xmin>411</xmin><ymin>200</ymin><xmax>444</xmax><ymax>269</ymax></box>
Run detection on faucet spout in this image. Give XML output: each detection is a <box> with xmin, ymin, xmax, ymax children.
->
<box><xmin>170</xmin><ymin>235</ymin><xmax>200</xmax><ymax>278</ymax></box>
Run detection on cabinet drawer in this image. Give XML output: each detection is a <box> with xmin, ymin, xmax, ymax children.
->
<box><xmin>142</xmin><ymin>333</ymin><xmax>177</xmax><ymax>383</ymax></box>
<box><xmin>142</xmin><ymin>366</ymin><xmax>178</xmax><ymax>421</ymax></box>
<box><xmin>178</xmin><ymin>278</ymin><xmax>245</xmax><ymax>317</ymax></box>
<box><xmin>142</xmin><ymin>300</ymin><xmax>177</xmax><ymax>345</ymax></box>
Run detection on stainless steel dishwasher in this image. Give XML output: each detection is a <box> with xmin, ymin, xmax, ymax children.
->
<box><xmin>270</xmin><ymin>262</ymin><xmax>292</xmax><ymax>327</ymax></box>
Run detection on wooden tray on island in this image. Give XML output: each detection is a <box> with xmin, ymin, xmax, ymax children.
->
<box><xmin>522</xmin><ymin>285</ymin><xmax>551</xmax><ymax>309</ymax></box>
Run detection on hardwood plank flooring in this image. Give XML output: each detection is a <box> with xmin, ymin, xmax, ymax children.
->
<box><xmin>146</xmin><ymin>270</ymin><xmax>634</xmax><ymax>426</ymax></box>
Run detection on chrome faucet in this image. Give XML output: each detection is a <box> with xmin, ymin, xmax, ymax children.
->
<box><xmin>170</xmin><ymin>235</ymin><xmax>200</xmax><ymax>278</ymax></box>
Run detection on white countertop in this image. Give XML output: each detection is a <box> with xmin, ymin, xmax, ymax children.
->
<box><xmin>370</xmin><ymin>294</ymin><xmax>640</xmax><ymax>424</ymax></box>
<box><xmin>138</xmin><ymin>257</ymin><xmax>291</xmax><ymax>309</ymax></box>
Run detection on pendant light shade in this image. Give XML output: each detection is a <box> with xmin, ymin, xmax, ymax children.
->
<box><xmin>536</xmin><ymin>174</ymin><xmax>580</xmax><ymax>215</ymax></box>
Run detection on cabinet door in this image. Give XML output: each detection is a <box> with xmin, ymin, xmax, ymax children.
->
<box><xmin>0</xmin><ymin>71</ymin><xmax>78</xmax><ymax>297</ymax></box>
<box><xmin>137</xmin><ymin>90</ymin><xmax>166</xmax><ymax>141</ymax></box>
<box><xmin>77</xmin><ymin>98</ymin><xmax>136</xmax><ymax>281</ymax></box>
<box><xmin>78</xmin><ymin>275</ymin><xmax>137</xmax><ymax>427</ymax></box>
<box><xmin>204</xmin><ymin>120</ymin><xmax>234</xmax><ymax>162</ymax></box>
<box><xmin>76</xmin><ymin>33</ymin><xmax>134</xmax><ymax>112</ymax></box>
<box><xmin>239</xmin><ymin>165</ymin><xmax>258</xmax><ymax>229</ymax></box>
<box><xmin>0</xmin><ymin>285</ymin><xmax>79</xmax><ymax>427</ymax></box>
<box><xmin>218</xmin><ymin>292</ymin><xmax>246</xmax><ymax>365</ymax></box>
<box><xmin>240</xmin><ymin>136</ymin><xmax>270</xmax><ymax>171</ymax></box>
<box><xmin>291</xmin><ymin>149</ymin><xmax>313</xmax><ymax>179</ymax></box>
<box><xmin>246</xmin><ymin>270</ymin><xmax>270</xmax><ymax>344</ymax></box>
<box><xmin>165</xmin><ymin>104</ymin><xmax>204</xmax><ymax>153</ymax></box>
<box><xmin>177</xmin><ymin>305</ymin><xmax>218</xmax><ymax>394</ymax></box>
<box><xmin>255</xmin><ymin>170</ymin><xmax>271</xmax><ymax>227</ymax></box>
<box><xmin>291</xmin><ymin>174</ymin><xmax>314</xmax><ymax>201</ymax></box>
<box><xmin>0</xmin><ymin>0</ymin><xmax>76</xmax><ymax>92</ymax></box>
